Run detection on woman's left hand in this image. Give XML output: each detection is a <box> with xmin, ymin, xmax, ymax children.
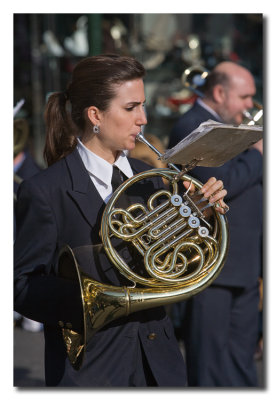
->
<box><xmin>183</xmin><ymin>177</ymin><xmax>229</xmax><ymax>215</ymax></box>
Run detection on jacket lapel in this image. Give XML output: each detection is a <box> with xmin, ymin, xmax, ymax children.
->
<box><xmin>64</xmin><ymin>150</ymin><xmax>156</xmax><ymax>229</ymax></box>
<box><xmin>65</xmin><ymin>148</ymin><xmax>105</xmax><ymax>228</ymax></box>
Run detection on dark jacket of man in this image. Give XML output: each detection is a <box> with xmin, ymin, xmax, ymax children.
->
<box><xmin>169</xmin><ymin>101</ymin><xmax>263</xmax><ymax>288</ymax></box>
<box><xmin>168</xmin><ymin>100</ymin><xmax>262</xmax><ymax>387</ymax></box>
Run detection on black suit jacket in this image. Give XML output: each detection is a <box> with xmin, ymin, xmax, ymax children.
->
<box><xmin>14</xmin><ymin>148</ymin><xmax>186</xmax><ymax>386</ymax></box>
<box><xmin>169</xmin><ymin>101</ymin><xmax>263</xmax><ymax>288</ymax></box>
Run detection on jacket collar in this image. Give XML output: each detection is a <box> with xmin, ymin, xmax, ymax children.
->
<box><xmin>65</xmin><ymin>147</ymin><xmax>91</xmax><ymax>193</ymax></box>
<box><xmin>64</xmin><ymin>148</ymin><xmax>149</xmax><ymax>228</ymax></box>
<box><xmin>66</xmin><ymin>148</ymin><xmax>139</xmax><ymax>192</ymax></box>
<box><xmin>65</xmin><ymin>148</ymin><xmax>105</xmax><ymax>228</ymax></box>
<box><xmin>196</xmin><ymin>98</ymin><xmax>222</xmax><ymax>122</ymax></box>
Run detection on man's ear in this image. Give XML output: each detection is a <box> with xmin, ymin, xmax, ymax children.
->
<box><xmin>87</xmin><ymin>106</ymin><xmax>101</xmax><ymax>126</ymax></box>
<box><xmin>213</xmin><ymin>84</ymin><xmax>226</xmax><ymax>104</ymax></box>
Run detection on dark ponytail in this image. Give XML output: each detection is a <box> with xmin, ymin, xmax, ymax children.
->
<box><xmin>44</xmin><ymin>54</ymin><xmax>146</xmax><ymax>166</ymax></box>
<box><xmin>44</xmin><ymin>92</ymin><xmax>78</xmax><ymax>166</ymax></box>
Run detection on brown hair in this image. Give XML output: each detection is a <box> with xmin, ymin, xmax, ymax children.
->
<box><xmin>201</xmin><ymin>71</ymin><xmax>230</xmax><ymax>98</ymax></box>
<box><xmin>44</xmin><ymin>54</ymin><xmax>146</xmax><ymax>166</ymax></box>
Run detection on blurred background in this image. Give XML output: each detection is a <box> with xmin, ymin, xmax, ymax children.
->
<box><xmin>14</xmin><ymin>13</ymin><xmax>263</xmax><ymax>167</ymax></box>
<box><xmin>13</xmin><ymin>13</ymin><xmax>264</xmax><ymax>387</ymax></box>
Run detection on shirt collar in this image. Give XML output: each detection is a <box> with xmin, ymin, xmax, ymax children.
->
<box><xmin>196</xmin><ymin>98</ymin><xmax>223</xmax><ymax>122</ymax></box>
<box><xmin>76</xmin><ymin>138</ymin><xmax>133</xmax><ymax>187</ymax></box>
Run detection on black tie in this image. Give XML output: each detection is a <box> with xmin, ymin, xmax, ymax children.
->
<box><xmin>111</xmin><ymin>166</ymin><xmax>124</xmax><ymax>192</ymax></box>
<box><xmin>111</xmin><ymin>165</ymin><xmax>129</xmax><ymax>208</ymax></box>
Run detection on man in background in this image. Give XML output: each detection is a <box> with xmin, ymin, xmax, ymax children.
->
<box><xmin>169</xmin><ymin>62</ymin><xmax>263</xmax><ymax>386</ymax></box>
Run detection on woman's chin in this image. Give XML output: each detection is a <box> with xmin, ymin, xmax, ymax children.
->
<box><xmin>126</xmin><ymin>141</ymin><xmax>136</xmax><ymax>151</ymax></box>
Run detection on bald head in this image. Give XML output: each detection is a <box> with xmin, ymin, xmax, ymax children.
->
<box><xmin>213</xmin><ymin>61</ymin><xmax>255</xmax><ymax>89</ymax></box>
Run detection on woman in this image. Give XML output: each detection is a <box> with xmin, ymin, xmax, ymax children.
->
<box><xmin>14</xmin><ymin>54</ymin><xmax>228</xmax><ymax>387</ymax></box>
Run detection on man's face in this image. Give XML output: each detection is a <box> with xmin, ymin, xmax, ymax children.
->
<box><xmin>218</xmin><ymin>74</ymin><xmax>256</xmax><ymax>125</ymax></box>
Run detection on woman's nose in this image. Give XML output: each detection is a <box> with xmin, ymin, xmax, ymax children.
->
<box><xmin>137</xmin><ymin>107</ymin><xmax>148</xmax><ymax>126</ymax></box>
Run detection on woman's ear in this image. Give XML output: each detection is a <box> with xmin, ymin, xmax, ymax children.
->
<box><xmin>87</xmin><ymin>106</ymin><xmax>101</xmax><ymax>126</ymax></box>
<box><xmin>213</xmin><ymin>84</ymin><xmax>226</xmax><ymax>104</ymax></box>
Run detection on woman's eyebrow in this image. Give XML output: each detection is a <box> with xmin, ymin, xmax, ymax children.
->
<box><xmin>126</xmin><ymin>100</ymin><xmax>146</xmax><ymax>106</ymax></box>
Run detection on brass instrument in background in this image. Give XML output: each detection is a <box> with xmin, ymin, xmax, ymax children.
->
<box><xmin>58</xmin><ymin>132</ymin><xmax>229</xmax><ymax>370</ymax></box>
<box><xmin>14</xmin><ymin>118</ymin><xmax>29</xmax><ymax>158</ymax></box>
<box><xmin>182</xmin><ymin>65</ymin><xmax>263</xmax><ymax>125</ymax></box>
<box><xmin>14</xmin><ymin>103</ymin><xmax>29</xmax><ymax>200</ymax></box>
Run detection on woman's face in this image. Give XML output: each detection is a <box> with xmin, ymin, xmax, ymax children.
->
<box><xmin>94</xmin><ymin>79</ymin><xmax>147</xmax><ymax>157</ymax></box>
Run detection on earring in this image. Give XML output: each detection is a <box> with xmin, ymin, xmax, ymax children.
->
<box><xmin>93</xmin><ymin>125</ymin><xmax>100</xmax><ymax>134</ymax></box>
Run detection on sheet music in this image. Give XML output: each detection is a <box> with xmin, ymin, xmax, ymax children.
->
<box><xmin>161</xmin><ymin>120</ymin><xmax>263</xmax><ymax>167</ymax></box>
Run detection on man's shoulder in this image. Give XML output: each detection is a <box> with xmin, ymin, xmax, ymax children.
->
<box><xmin>177</xmin><ymin>102</ymin><xmax>213</xmax><ymax>125</ymax></box>
<box><xmin>169</xmin><ymin>102</ymin><xmax>216</xmax><ymax>145</ymax></box>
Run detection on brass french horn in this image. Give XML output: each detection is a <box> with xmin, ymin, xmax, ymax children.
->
<box><xmin>58</xmin><ymin>132</ymin><xmax>229</xmax><ymax>370</ymax></box>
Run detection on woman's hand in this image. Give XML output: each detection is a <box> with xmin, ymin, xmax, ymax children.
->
<box><xmin>183</xmin><ymin>177</ymin><xmax>229</xmax><ymax>215</ymax></box>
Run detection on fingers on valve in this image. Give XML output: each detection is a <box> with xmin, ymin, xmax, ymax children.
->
<box><xmin>201</xmin><ymin>178</ymin><xmax>224</xmax><ymax>199</ymax></box>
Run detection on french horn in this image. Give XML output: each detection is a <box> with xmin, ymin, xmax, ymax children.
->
<box><xmin>58</xmin><ymin>132</ymin><xmax>229</xmax><ymax>370</ymax></box>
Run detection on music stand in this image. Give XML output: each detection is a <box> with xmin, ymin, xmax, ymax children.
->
<box><xmin>161</xmin><ymin>120</ymin><xmax>263</xmax><ymax>169</ymax></box>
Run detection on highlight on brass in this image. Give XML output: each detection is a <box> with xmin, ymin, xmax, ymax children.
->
<box><xmin>182</xmin><ymin>65</ymin><xmax>209</xmax><ymax>96</ymax></box>
<box><xmin>58</xmin><ymin>132</ymin><xmax>229</xmax><ymax>370</ymax></box>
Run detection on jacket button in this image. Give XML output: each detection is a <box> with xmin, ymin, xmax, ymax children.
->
<box><xmin>147</xmin><ymin>332</ymin><xmax>157</xmax><ymax>340</ymax></box>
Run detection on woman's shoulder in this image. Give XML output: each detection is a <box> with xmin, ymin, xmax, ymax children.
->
<box><xmin>19</xmin><ymin>157</ymin><xmax>68</xmax><ymax>192</ymax></box>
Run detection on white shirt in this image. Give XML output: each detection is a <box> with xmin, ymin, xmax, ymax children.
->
<box><xmin>197</xmin><ymin>98</ymin><xmax>223</xmax><ymax>122</ymax></box>
<box><xmin>77</xmin><ymin>138</ymin><xmax>133</xmax><ymax>203</ymax></box>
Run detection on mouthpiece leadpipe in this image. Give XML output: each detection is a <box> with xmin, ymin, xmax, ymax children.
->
<box><xmin>136</xmin><ymin>132</ymin><xmax>181</xmax><ymax>173</ymax></box>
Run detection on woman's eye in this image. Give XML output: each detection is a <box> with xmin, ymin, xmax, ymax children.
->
<box><xmin>125</xmin><ymin>103</ymin><xmax>145</xmax><ymax>111</ymax></box>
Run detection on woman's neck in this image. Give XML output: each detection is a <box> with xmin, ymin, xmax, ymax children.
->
<box><xmin>80</xmin><ymin>134</ymin><xmax>118</xmax><ymax>164</ymax></box>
